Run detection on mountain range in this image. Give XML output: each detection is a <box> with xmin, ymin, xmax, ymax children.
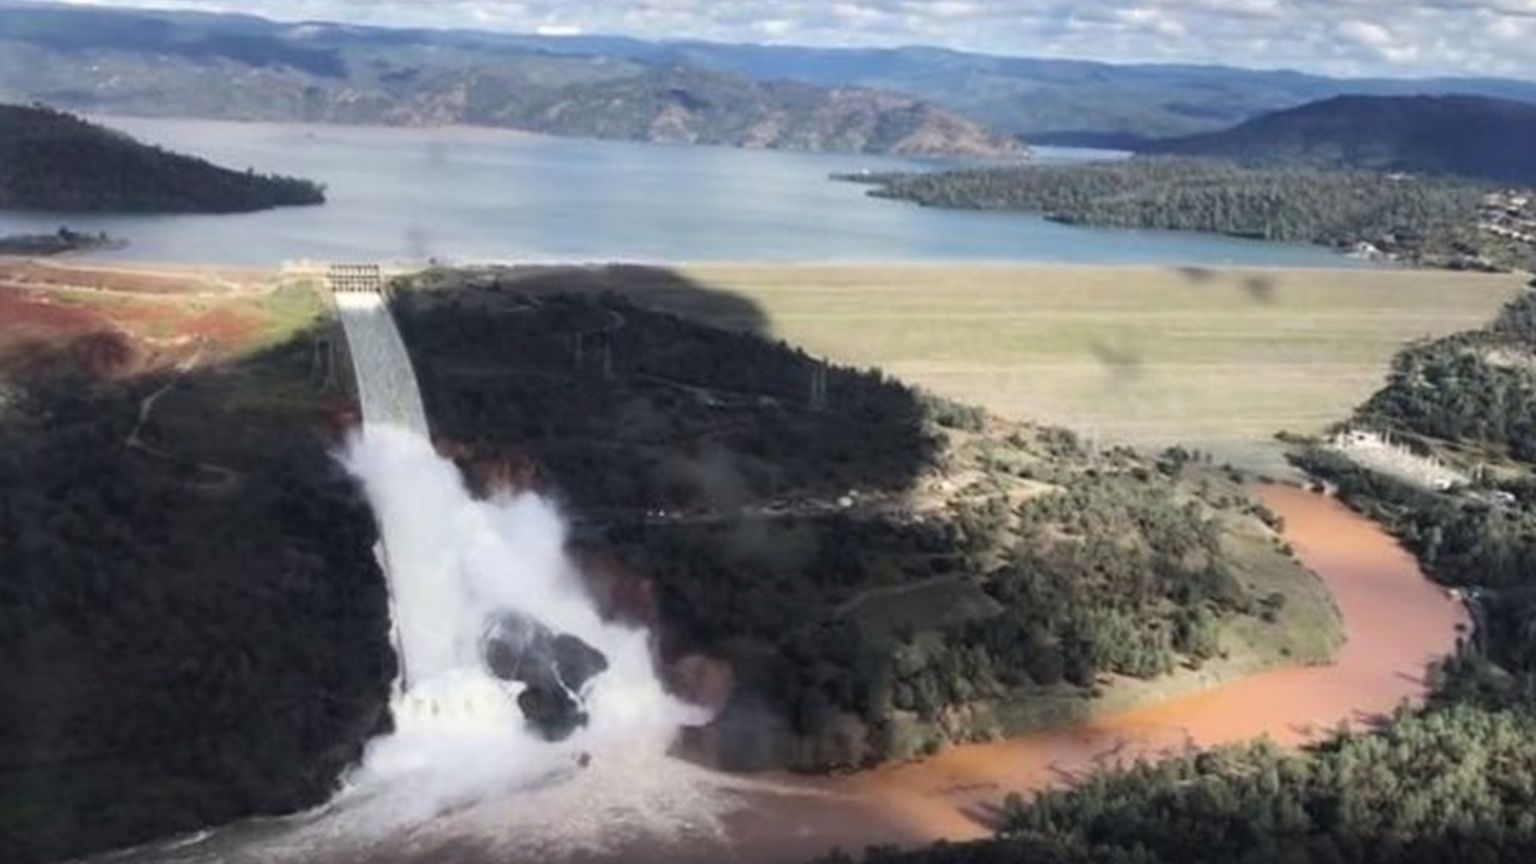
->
<box><xmin>2</xmin><ymin>1</ymin><xmax>1535</xmax><ymax>155</ymax></box>
<box><xmin>0</xmin><ymin>2</ymin><xmax>1019</xmax><ymax>158</ymax></box>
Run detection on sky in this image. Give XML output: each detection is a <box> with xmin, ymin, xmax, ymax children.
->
<box><xmin>57</xmin><ymin>0</ymin><xmax>1536</xmax><ymax>79</ymax></box>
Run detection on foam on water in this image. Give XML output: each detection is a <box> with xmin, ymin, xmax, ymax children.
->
<box><xmin>288</xmin><ymin>292</ymin><xmax>736</xmax><ymax>858</ymax></box>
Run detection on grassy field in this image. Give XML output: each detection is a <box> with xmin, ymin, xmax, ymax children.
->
<box><xmin>631</xmin><ymin>265</ymin><xmax>1528</xmax><ymax>472</ymax></box>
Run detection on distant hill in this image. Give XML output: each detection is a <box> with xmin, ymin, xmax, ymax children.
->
<box><xmin>5</xmin><ymin>3</ymin><xmax>1536</xmax><ymax>148</ymax></box>
<box><xmin>1142</xmin><ymin>95</ymin><xmax>1536</xmax><ymax>184</ymax></box>
<box><xmin>375</xmin><ymin>65</ymin><xmax>1024</xmax><ymax>157</ymax></box>
<box><xmin>0</xmin><ymin>4</ymin><xmax>1021</xmax><ymax>158</ymax></box>
<box><xmin>0</xmin><ymin>104</ymin><xmax>325</xmax><ymax>212</ymax></box>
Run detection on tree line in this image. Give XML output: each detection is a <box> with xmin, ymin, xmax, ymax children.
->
<box><xmin>840</xmin><ymin>158</ymin><xmax>1535</xmax><ymax>272</ymax></box>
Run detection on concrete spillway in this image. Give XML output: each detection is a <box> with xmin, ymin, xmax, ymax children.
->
<box><xmin>329</xmin><ymin>264</ymin><xmax>452</xmax><ymax>703</ymax></box>
<box><xmin>332</xmin><ymin>267</ymin><xmax>429</xmax><ymax>438</ymax></box>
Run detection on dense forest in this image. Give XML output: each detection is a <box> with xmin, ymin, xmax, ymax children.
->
<box><xmin>1142</xmin><ymin>95</ymin><xmax>1536</xmax><ymax>186</ymax></box>
<box><xmin>822</xmin><ymin>284</ymin><xmax>1536</xmax><ymax>864</ymax></box>
<box><xmin>391</xmin><ymin>270</ymin><xmax>1337</xmax><ymax>771</ymax></box>
<box><xmin>0</xmin><ymin>104</ymin><xmax>325</xmax><ymax>213</ymax></box>
<box><xmin>0</xmin><ymin>325</ymin><xmax>391</xmax><ymax>863</ymax></box>
<box><xmin>843</xmin><ymin>158</ymin><xmax>1536</xmax><ymax>272</ymax></box>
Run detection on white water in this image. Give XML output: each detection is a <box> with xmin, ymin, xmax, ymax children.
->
<box><xmin>306</xmin><ymin>292</ymin><xmax>734</xmax><ymax>858</ymax></box>
<box><xmin>334</xmin><ymin>293</ymin><xmax>429</xmax><ymax>437</ymax></box>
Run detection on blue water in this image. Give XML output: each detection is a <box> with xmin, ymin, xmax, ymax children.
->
<box><xmin>0</xmin><ymin>117</ymin><xmax>1366</xmax><ymax>268</ymax></box>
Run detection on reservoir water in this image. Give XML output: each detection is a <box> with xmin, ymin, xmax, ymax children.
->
<box><xmin>0</xmin><ymin>117</ymin><xmax>1369</xmax><ymax>268</ymax></box>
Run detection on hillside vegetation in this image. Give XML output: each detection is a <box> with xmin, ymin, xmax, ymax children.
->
<box><xmin>1143</xmin><ymin>95</ymin><xmax>1536</xmax><ymax>186</ymax></box>
<box><xmin>0</xmin><ymin>104</ymin><xmax>325</xmax><ymax>212</ymax></box>
<box><xmin>0</xmin><ymin>274</ymin><xmax>388</xmax><ymax>864</ymax></box>
<box><xmin>845</xmin><ymin>158</ymin><xmax>1536</xmax><ymax>272</ymax></box>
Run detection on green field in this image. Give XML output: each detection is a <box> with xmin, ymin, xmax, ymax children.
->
<box><xmin>627</xmin><ymin>265</ymin><xmax>1527</xmax><ymax>472</ymax></box>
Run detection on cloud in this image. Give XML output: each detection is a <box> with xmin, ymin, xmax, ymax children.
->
<box><xmin>52</xmin><ymin>0</ymin><xmax>1536</xmax><ymax>78</ymax></box>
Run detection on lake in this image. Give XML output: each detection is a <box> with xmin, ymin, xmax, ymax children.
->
<box><xmin>0</xmin><ymin>118</ymin><xmax>1369</xmax><ymax>268</ymax></box>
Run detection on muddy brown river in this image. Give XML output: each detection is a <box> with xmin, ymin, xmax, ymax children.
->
<box><xmin>715</xmin><ymin>485</ymin><xmax>1469</xmax><ymax>862</ymax></box>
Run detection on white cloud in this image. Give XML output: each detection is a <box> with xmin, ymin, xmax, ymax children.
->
<box><xmin>51</xmin><ymin>0</ymin><xmax>1536</xmax><ymax>79</ymax></box>
<box><xmin>1339</xmin><ymin>20</ymin><xmax>1394</xmax><ymax>48</ymax></box>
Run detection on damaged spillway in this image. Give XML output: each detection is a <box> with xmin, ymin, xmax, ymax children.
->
<box><xmin>329</xmin><ymin>265</ymin><xmax>697</xmax><ymax>749</ymax></box>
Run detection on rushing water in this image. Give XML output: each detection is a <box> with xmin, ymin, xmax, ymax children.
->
<box><xmin>333</xmin><ymin>293</ymin><xmax>430</xmax><ymax>434</ymax></box>
<box><xmin>0</xmin><ymin>117</ymin><xmax>1372</xmax><ymax>268</ymax></box>
<box><xmin>315</xmin><ymin>293</ymin><xmax>737</xmax><ymax>861</ymax></box>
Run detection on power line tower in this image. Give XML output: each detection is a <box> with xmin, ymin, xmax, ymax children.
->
<box><xmin>808</xmin><ymin>361</ymin><xmax>828</xmax><ymax>412</ymax></box>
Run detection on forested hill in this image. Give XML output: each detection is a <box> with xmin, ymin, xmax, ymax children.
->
<box><xmin>0</xmin><ymin>104</ymin><xmax>325</xmax><ymax>213</ymax></box>
<box><xmin>843</xmin><ymin>158</ymin><xmax>1536</xmax><ymax>272</ymax></box>
<box><xmin>1142</xmin><ymin>95</ymin><xmax>1536</xmax><ymax>185</ymax></box>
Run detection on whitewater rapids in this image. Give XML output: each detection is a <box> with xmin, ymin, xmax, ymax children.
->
<box><xmin>91</xmin><ymin>289</ymin><xmax>753</xmax><ymax>862</ymax></box>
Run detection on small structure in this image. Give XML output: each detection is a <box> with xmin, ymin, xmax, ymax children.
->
<box><xmin>1328</xmin><ymin>427</ymin><xmax>1467</xmax><ymax>491</ymax></box>
<box><xmin>327</xmin><ymin>263</ymin><xmax>385</xmax><ymax>295</ymax></box>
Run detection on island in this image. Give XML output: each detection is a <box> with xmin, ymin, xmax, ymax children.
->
<box><xmin>0</xmin><ymin>228</ymin><xmax>125</xmax><ymax>256</ymax></box>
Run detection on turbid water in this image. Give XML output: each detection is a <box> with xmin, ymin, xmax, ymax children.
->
<box><xmin>91</xmin><ymin>485</ymin><xmax>1464</xmax><ymax>864</ymax></box>
<box><xmin>796</xmin><ymin>485</ymin><xmax>1468</xmax><ymax>852</ymax></box>
<box><xmin>0</xmin><ymin>117</ymin><xmax>1372</xmax><ymax>268</ymax></box>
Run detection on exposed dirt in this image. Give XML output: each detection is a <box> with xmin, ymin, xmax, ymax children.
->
<box><xmin>0</xmin><ymin>260</ymin><xmax>282</xmax><ymax>381</ymax></box>
<box><xmin>0</xmin><ymin>257</ymin><xmax>270</xmax><ymax>295</ymax></box>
